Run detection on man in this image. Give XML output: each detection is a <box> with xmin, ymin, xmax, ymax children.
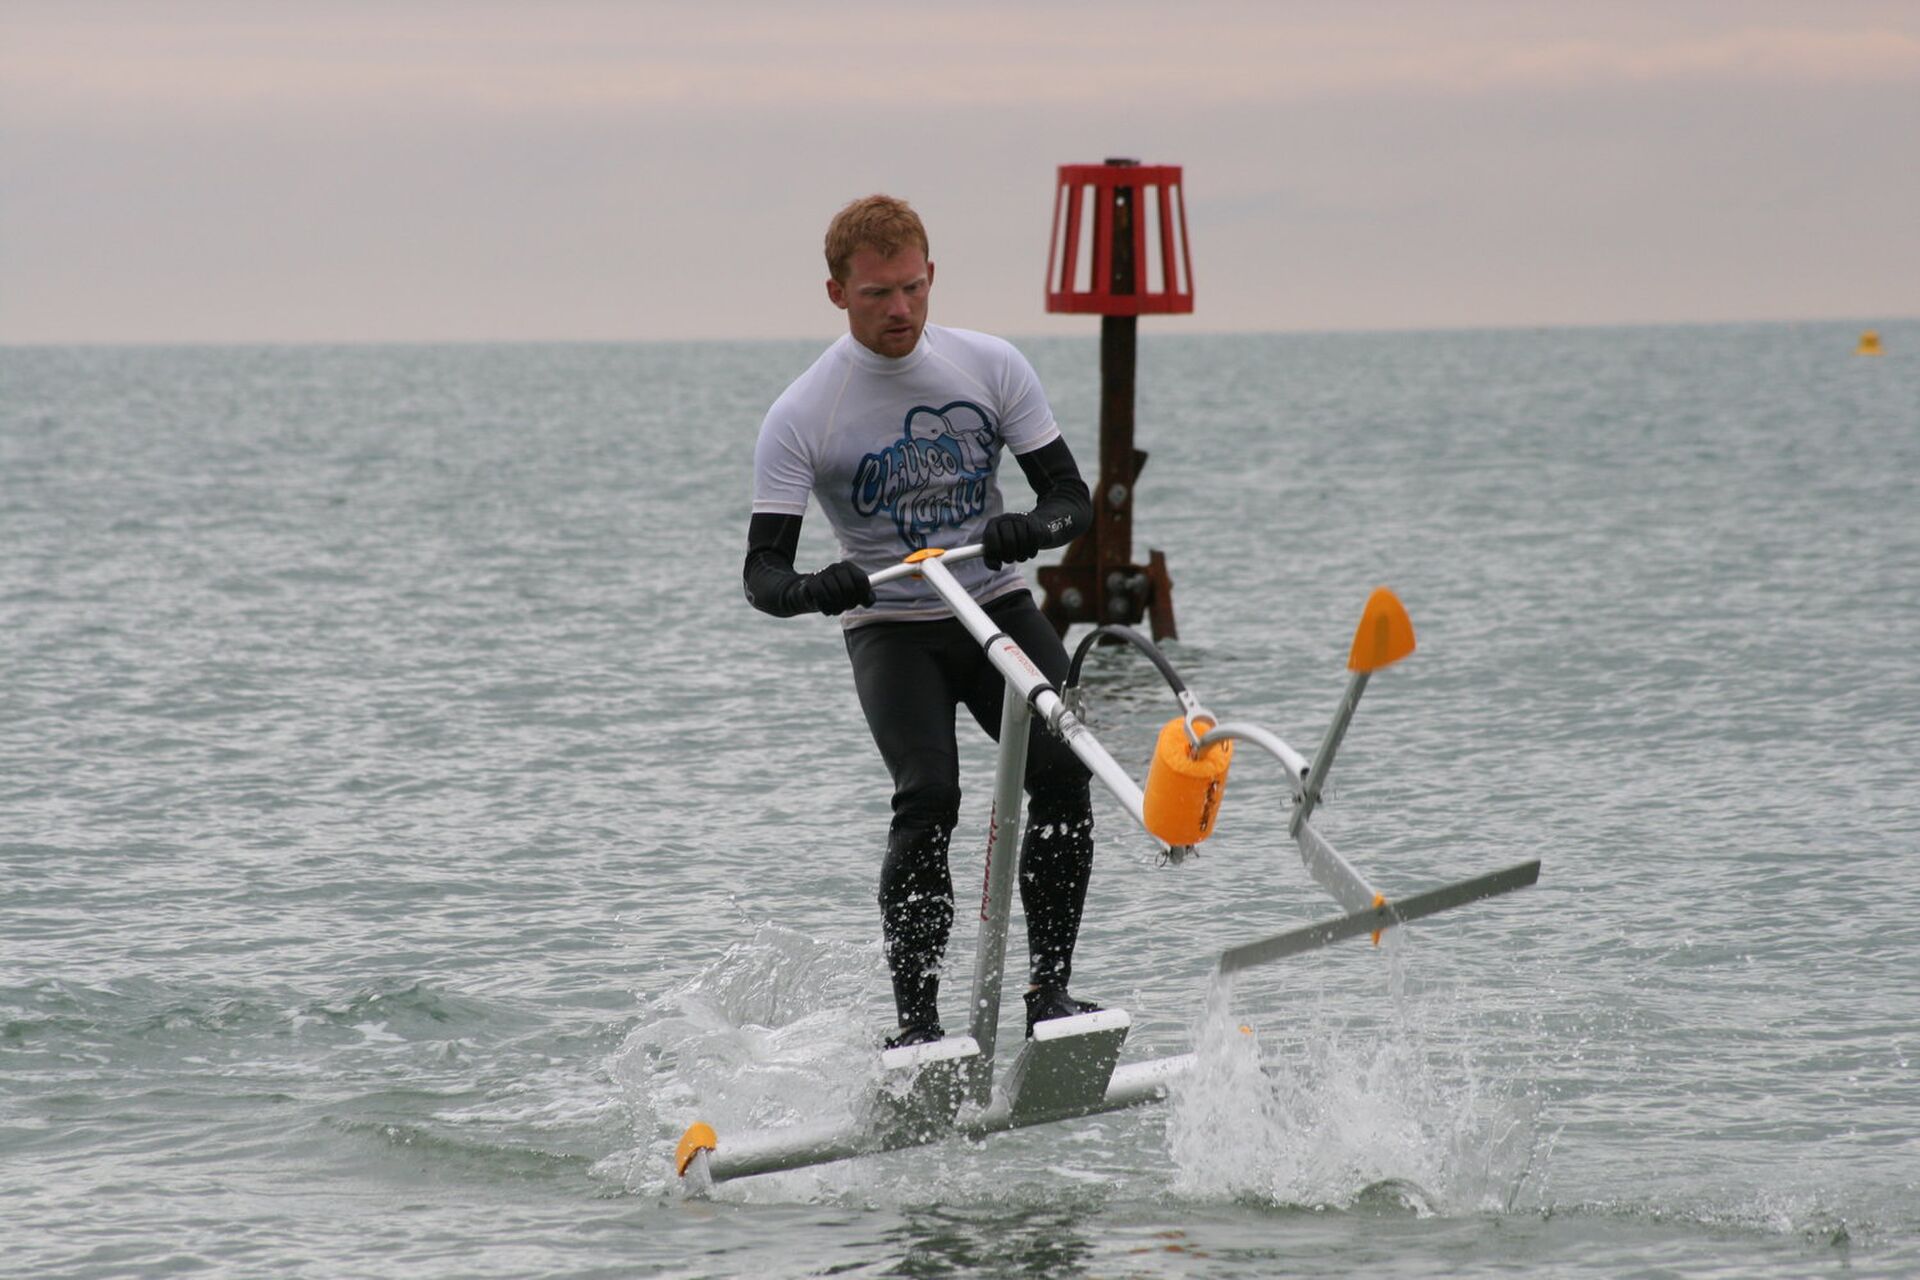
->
<box><xmin>743</xmin><ymin>194</ymin><xmax>1101</xmax><ymax>1049</ymax></box>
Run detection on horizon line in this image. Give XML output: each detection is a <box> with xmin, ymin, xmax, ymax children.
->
<box><xmin>2</xmin><ymin>312</ymin><xmax>1911</xmax><ymax>352</ymax></box>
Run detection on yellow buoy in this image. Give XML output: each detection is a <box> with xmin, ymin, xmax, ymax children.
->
<box><xmin>1857</xmin><ymin>329</ymin><xmax>1883</xmax><ymax>356</ymax></box>
<box><xmin>1142</xmin><ymin>717</ymin><xmax>1232</xmax><ymax>846</ymax></box>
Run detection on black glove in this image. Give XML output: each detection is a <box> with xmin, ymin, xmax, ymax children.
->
<box><xmin>981</xmin><ymin>512</ymin><xmax>1043</xmax><ymax>570</ymax></box>
<box><xmin>805</xmin><ymin>560</ymin><xmax>875</xmax><ymax>616</ymax></box>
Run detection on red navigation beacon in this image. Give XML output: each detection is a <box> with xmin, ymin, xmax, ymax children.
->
<box><xmin>1045</xmin><ymin>161</ymin><xmax>1194</xmax><ymax>316</ymax></box>
<box><xmin>1038</xmin><ymin>159</ymin><xmax>1193</xmax><ymax>640</ymax></box>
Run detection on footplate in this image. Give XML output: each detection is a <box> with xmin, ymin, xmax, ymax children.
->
<box><xmin>1002</xmin><ymin>1009</ymin><xmax>1131</xmax><ymax>1123</ymax></box>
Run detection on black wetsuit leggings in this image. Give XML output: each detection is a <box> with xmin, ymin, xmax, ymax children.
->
<box><xmin>845</xmin><ymin>590</ymin><xmax>1095</xmax><ymax>995</ymax></box>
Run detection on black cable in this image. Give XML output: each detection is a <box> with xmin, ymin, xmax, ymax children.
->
<box><xmin>1062</xmin><ymin>624</ymin><xmax>1188</xmax><ymax>703</ymax></box>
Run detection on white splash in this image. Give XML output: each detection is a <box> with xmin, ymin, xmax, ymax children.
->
<box><xmin>598</xmin><ymin>922</ymin><xmax>889</xmax><ymax>1200</ymax></box>
<box><xmin>1166</xmin><ymin>965</ymin><xmax>1545</xmax><ymax>1215</ymax></box>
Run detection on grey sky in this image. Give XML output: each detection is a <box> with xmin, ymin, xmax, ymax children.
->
<box><xmin>3</xmin><ymin>0</ymin><xmax>1916</xmax><ymax>344</ymax></box>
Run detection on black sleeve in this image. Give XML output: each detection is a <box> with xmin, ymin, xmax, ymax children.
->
<box><xmin>1011</xmin><ymin>436</ymin><xmax>1093</xmax><ymax>548</ymax></box>
<box><xmin>742</xmin><ymin>512</ymin><xmax>813</xmax><ymax>617</ymax></box>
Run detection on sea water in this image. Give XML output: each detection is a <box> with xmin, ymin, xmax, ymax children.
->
<box><xmin>3</xmin><ymin>323</ymin><xmax>1916</xmax><ymax>1276</ymax></box>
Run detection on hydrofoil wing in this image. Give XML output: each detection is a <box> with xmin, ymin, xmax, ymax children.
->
<box><xmin>1217</xmin><ymin>859</ymin><xmax>1541</xmax><ymax>975</ymax></box>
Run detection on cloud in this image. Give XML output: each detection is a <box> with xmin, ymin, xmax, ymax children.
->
<box><xmin>4</xmin><ymin>3</ymin><xmax>1917</xmax><ymax>123</ymax></box>
<box><xmin>2</xmin><ymin>2</ymin><xmax>1915</xmax><ymax>341</ymax></box>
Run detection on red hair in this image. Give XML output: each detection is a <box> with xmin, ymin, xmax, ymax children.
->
<box><xmin>824</xmin><ymin>195</ymin><xmax>930</xmax><ymax>283</ymax></box>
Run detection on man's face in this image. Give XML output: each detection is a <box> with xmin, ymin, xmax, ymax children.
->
<box><xmin>828</xmin><ymin>245</ymin><xmax>934</xmax><ymax>358</ymax></box>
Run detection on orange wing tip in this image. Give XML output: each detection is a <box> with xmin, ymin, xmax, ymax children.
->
<box><xmin>1370</xmin><ymin>892</ymin><xmax>1388</xmax><ymax>946</ymax></box>
<box><xmin>675</xmin><ymin>1122</ymin><xmax>717</xmax><ymax>1177</ymax></box>
<box><xmin>1347</xmin><ymin>587</ymin><xmax>1416</xmax><ymax>673</ymax></box>
<box><xmin>903</xmin><ymin>548</ymin><xmax>946</xmax><ymax>563</ymax></box>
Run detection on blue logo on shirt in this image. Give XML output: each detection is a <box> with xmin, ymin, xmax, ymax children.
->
<box><xmin>850</xmin><ymin>400</ymin><xmax>999</xmax><ymax>550</ymax></box>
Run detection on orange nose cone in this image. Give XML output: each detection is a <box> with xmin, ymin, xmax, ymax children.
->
<box><xmin>675</xmin><ymin>1122</ymin><xmax>717</xmax><ymax>1177</ymax></box>
<box><xmin>1347</xmin><ymin>587</ymin><xmax>1416</xmax><ymax>673</ymax></box>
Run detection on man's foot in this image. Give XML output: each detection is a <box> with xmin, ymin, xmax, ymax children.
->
<box><xmin>883</xmin><ymin>1022</ymin><xmax>945</xmax><ymax>1050</ymax></box>
<box><xmin>1024</xmin><ymin>986</ymin><xmax>1101</xmax><ymax>1038</ymax></box>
